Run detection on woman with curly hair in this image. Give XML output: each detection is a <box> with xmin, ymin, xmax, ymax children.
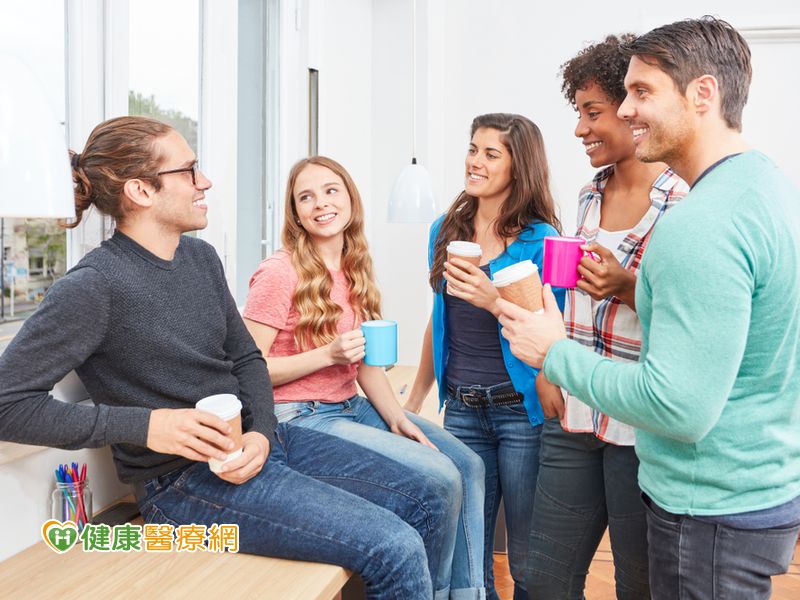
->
<box><xmin>525</xmin><ymin>35</ymin><xmax>688</xmax><ymax>599</ymax></box>
<box><xmin>243</xmin><ymin>155</ymin><xmax>486</xmax><ymax>600</ymax></box>
<box><xmin>404</xmin><ymin>113</ymin><xmax>564</xmax><ymax>600</ymax></box>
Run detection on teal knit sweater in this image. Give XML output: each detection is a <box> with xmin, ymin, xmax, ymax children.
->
<box><xmin>545</xmin><ymin>150</ymin><xmax>800</xmax><ymax>515</ymax></box>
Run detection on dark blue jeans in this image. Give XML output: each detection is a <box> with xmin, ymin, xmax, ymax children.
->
<box><xmin>526</xmin><ymin>417</ymin><xmax>649</xmax><ymax>599</ymax></box>
<box><xmin>443</xmin><ymin>388</ymin><xmax>542</xmax><ymax>600</ymax></box>
<box><xmin>644</xmin><ymin>496</ymin><xmax>800</xmax><ymax>599</ymax></box>
<box><xmin>136</xmin><ymin>423</ymin><xmax>448</xmax><ymax>600</ymax></box>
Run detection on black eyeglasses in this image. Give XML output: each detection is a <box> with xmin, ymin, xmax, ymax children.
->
<box><xmin>157</xmin><ymin>163</ymin><xmax>198</xmax><ymax>186</ymax></box>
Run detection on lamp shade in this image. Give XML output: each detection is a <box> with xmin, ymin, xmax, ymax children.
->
<box><xmin>387</xmin><ymin>159</ymin><xmax>437</xmax><ymax>223</ymax></box>
<box><xmin>0</xmin><ymin>54</ymin><xmax>75</xmax><ymax>219</ymax></box>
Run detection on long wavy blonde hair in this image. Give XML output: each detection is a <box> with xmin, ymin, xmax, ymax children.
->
<box><xmin>282</xmin><ymin>156</ymin><xmax>382</xmax><ymax>351</ymax></box>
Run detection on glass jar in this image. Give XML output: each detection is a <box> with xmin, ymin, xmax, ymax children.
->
<box><xmin>51</xmin><ymin>479</ymin><xmax>92</xmax><ymax>532</ymax></box>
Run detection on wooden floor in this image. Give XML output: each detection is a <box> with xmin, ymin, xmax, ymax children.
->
<box><xmin>493</xmin><ymin>532</ymin><xmax>800</xmax><ymax>599</ymax></box>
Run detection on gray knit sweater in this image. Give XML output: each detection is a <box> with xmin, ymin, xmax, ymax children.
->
<box><xmin>0</xmin><ymin>231</ymin><xmax>276</xmax><ymax>483</ymax></box>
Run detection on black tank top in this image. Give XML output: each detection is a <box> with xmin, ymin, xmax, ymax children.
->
<box><xmin>444</xmin><ymin>264</ymin><xmax>509</xmax><ymax>387</ymax></box>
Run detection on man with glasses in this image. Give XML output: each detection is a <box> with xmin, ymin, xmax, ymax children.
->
<box><xmin>0</xmin><ymin>116</ymin><xmax>447</xmax><ymax>599</ymax></box>
<box><xmin>157</xmin><ymin>162</ymin><xmax>200</xmax><ymax>185</ymax></box>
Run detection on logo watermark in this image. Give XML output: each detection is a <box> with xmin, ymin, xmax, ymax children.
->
<box><xmin>42</xmin><ymin>520</ymin><xmax>239</xmax><ymax>554</ymax></box>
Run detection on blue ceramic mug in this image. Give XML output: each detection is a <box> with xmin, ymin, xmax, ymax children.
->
<box><xmin>361</xmin><ymin>320</ymin><xmax>398</xmax><ymax>367</ymax></box>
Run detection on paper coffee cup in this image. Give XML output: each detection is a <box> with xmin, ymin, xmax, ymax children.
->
<box><xmin>446</xmin><ymin>241</ymin><xmax>482</xmax><ymax>267</ymax></box>
<box><xmin>492</xmin><ymin>260</ymin><xmax>544</xmax><ymax>312</ymax></box>
<box><xmin>195</xmin><ymin>394</ymin><xmax>244</xmax><ymax>473</ymax></box>
<box><xmin>446</xmin><ymin>241</ymin><xmax>482</xmax><ymax>295</ymax></box>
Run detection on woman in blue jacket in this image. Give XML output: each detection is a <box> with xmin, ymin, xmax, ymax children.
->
<box><xmin>404</xmin><ymin>112</ymin><xmax>565</xmax><ymax>600</ymax></box>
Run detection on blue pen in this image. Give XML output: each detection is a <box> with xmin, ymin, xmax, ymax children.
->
<box><xmin>65</xmin><ymin>471</ymin><xmax>77</xmax><ymax>523</ymax></box>
<box><xmin>57</xmin><ymin>467</ymin><xmax>71</xmax><ymax>521</ymax></box>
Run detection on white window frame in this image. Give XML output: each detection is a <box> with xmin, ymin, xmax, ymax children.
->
<box><xmin>65</xmin><ymin>0</ymin><xmax>129</xmax><ymax>266</ymax></box>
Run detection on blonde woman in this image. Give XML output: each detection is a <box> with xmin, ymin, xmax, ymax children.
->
<box><xmin>243</xmin><ymin>156</ymin><xmax>486</xmax><ymax>600</ymax></box>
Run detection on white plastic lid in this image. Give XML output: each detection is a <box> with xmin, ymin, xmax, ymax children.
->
<box><xmin>196</xmin><ymin>394</ymin><xmax>242</xmax><ymax>421</ymax></box>
<box><xmin>492</xmin><ymin>260</ymin><xmax>537</xmax><ymax>287</ymax></box>
<box><xmin>361</xmin><ymin>319</ymin><xmax>396</xmax><ymax>328</ymax></box>
<box><xmin>446</xmin><ymin>241</ymin><xmax>482</xmax><ymax>257</ymax></box>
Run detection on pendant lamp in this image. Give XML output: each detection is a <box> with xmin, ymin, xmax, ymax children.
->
<box><xmin>387</xmin><ymin>0</ymin><xmax>437</xmax><ymax>223</ymax></box>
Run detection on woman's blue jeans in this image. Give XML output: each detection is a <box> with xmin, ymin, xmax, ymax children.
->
<box><xmin>525</xmin><ymin>417</ymin><xmax>650</xmax><ymax>599</ymax></box>
<box><xmin>136</xmin><ymin>423</ymin><xmax>446</xmax><ymax>600</ymax></box>
<box><xmin>443</xmin><ymin>388</ymin><xmax>542</xmax><ymax>600</ymax></box>
<box><xmin>276</xmin><ymin>395</ymin><xmax>487</xmax><ymax>600</ymax></box>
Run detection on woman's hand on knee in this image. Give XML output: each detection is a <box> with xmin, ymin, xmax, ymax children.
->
<box><xmin>392</xmin><ymin>417</ymin><xmax>439</xmax><ymax>451</ymax></box>
<box><xmin>215</xmin><ymin>431</ymin><xmax>270</xmax><ymax>485</ymax></box>
<box><xmin>326</xmin><ymin>329</ymin><xmax>366</xmax><ymax>365</ymax></box>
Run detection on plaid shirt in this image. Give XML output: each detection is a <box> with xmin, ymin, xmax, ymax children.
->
<box><xmin>561</xmin><ymin>166</ymin><xmax>688</xmax><ymax>445</ymax></box>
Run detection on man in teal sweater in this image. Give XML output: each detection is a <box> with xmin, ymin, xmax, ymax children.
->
<box><xmin>497</xmin><ymin>17</ymin><xmax>800</xmax><ymax>599</ymax></box>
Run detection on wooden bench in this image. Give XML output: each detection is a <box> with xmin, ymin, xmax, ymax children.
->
<box><xmin>0</xmin><ymin>492</ymin><xmax>362</xmax><ymax>599</ymax></box>
<box><xmin>0</xmin><ymin>535</ymin><xmax>356</xmax><ymax>600</ymax></box>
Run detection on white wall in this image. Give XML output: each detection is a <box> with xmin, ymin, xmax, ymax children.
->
<box><xmin>316</xmin><ymin>0</ymin><xmax>374</xmax><ymax>243</ymax></box>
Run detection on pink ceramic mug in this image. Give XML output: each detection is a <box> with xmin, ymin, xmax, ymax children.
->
<box><xmin>542</xmin><ymin>236</ymin><xmax>587</xmax><ymax>288</ymax></box>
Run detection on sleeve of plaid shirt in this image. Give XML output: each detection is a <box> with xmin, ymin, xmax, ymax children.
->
<box><xmin>542</xmin><ymin>209</ymin><xmax>752</xmax><ymax>444</ymax></box>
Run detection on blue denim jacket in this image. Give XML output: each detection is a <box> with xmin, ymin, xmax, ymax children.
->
<box><xmin>428</xmin><ymin>215</ymin><xmax>566</xmax><ymax>427</ymax></box>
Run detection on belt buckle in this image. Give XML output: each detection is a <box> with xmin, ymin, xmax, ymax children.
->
<box><xmin>460</xmin><ymin>392</ymin><xmax>481</xmax><ymax>407</ymax></box>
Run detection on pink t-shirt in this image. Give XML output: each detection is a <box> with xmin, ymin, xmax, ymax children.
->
<box><xmin>243</xmin><ymin>250</ymin><xmax>359</xmax><ymax>403</ymax></box>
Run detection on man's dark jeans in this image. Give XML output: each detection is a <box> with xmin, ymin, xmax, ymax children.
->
<box><xmin>644</xmin><ymin>495</ymin><xmax>800</xmax><ymax>599</ymax></box>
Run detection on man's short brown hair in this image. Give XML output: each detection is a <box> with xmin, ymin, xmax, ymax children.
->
<box><xmin>622</xmin><ymin>16</ymin><xmax>752</xmax><ymax>131</ymax></box>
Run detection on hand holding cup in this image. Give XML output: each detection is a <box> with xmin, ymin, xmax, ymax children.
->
<box><xmin>328</xmin><ymin>329</ymin><xmax>366</xmax><ymax>365</ymax></box>
<box><xmin>576</xmin><ymin>243</ymin><xmax>637</xmax><ymax>308</ymax></box>
<box><xmin>195</xmin><ymin>394</ymin><xmax>245</xmax><ymax>473</ymax></box>
<box><xmin>214</xmin><ymin>431</ymin><xmax>270</xmax><ymax>485</ymax></box>
<box><xmin>496</xmin><ymin>284</ymin><xmax>567</xmax><ymax>368</ymax></box>
<box><xmin>491</xmin><ymin>260</ymin><xmax>544</xmax><ymax>313</ymax></box>
<box><xmin>146</xmin><ymin>407</ymin><xmax>234</xmax><ymax>463</ymax></box>
<box><xmin>444</xmin><ymin>257</ymin><xmax>499</xmax><ymax>312</ymax></box>
<box><xmin>446</xmin><ymin>241</ymin><xmax>482</xmax><ymax>296</ymax></box>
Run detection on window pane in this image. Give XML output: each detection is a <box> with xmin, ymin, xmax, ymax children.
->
<box><xmin>0</xmin><ymin>1</ymin><xmax>67</xmax><ymax>321</ymax></box>
<box><xmin>128</xmin><ymin>0</ymin><xmax>200</xmax><ymax>152</ymax></box>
